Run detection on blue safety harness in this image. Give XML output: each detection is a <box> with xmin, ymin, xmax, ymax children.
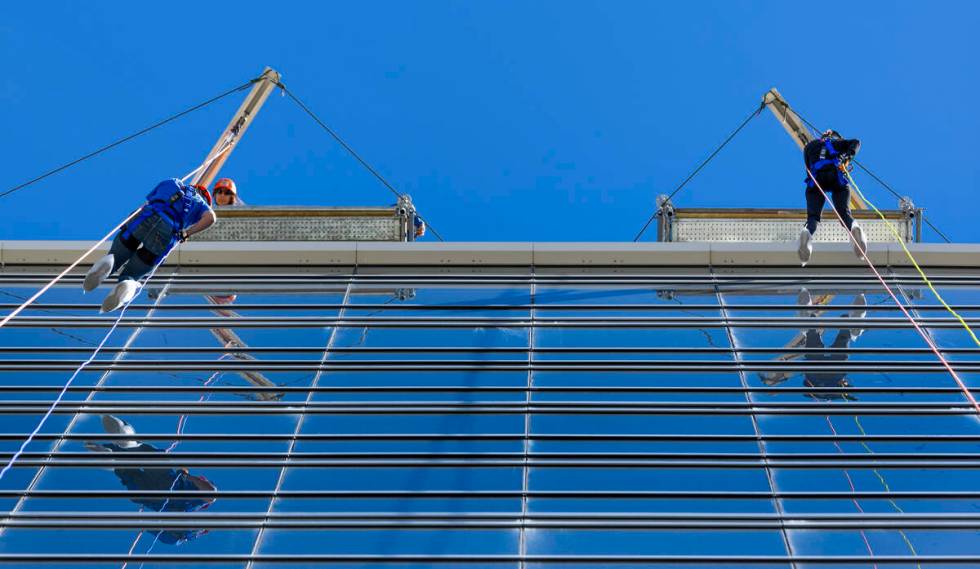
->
<box><xmin>805</xmin><ymin>138</ymin><xmax>849</xmax><ymax>187</ymax></box>
<box><xmin>121</xmin><ymin>179</ymin><xmax>200</xmax><ymax>251</ymax></box>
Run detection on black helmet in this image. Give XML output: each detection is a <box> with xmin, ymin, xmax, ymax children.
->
<box><xmin>821</xmin><ymin>129</ymin><xmax>842</xmax><ymax>140</ymax></box>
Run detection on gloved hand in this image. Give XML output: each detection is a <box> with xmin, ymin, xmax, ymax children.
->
<box><xmin>178</xmin><ymin>229</ymin><xmax>189</xmax><ymax>243</ymax></box>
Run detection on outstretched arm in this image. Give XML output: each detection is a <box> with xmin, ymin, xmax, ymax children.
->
<box><xmin>833</xmin><ymin>138</ymin><xmax>861</xmax><ymax>158</ymax></box>
<box><xmin>184</xmin><ymin>209</ymin><xmax>216</xmax><ymax>238</ymax></box>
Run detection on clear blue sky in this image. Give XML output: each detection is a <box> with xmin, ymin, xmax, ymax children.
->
<box><xmin>1</xmin><ymin>1</ymin><xmax>978</xmax><ymax>242</ymax></box>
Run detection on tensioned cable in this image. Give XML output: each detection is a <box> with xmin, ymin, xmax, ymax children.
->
<box><xmin>633</xmin><ymin>101</ymin><xmax>765</xmax><ymax>241</ymax></box>
<box><xmin>275</xmin><ymin>81</ymin><xmax>445</xmax><ymax>242</ymax></box>
<box><xmin>805</xmin><ymin>168</ymin><xmax>980</xmax><ymax>415</ymax></box>
<box><xmin>0</xmin><ymin>77</ymin><xmax>259</xmax><ymax>201</ymax></box>
<box><xmin>852</xmin><ymin>162</ymin><xmax>951</xmax><ymax>243</ymax></box>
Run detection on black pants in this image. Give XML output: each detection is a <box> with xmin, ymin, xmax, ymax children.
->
<box><xmin>805</xmin><ymin>169</ymin><xmax>854</xmax><ymax>234</ymax></box>
<box><xmin>803</xmin><ymin>328</ymin><xmax>853</xmax><ymax>399</ymax></box>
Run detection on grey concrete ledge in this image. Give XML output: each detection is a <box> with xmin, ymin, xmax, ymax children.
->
<box><xmin>1</xmin><ymin>240</ymin><xmax>979</xmax><ymax>269</ymax></box>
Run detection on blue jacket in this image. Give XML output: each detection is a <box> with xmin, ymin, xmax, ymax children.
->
<box><xmin>122</xmin><ymin>179</ymin><xmax>212</xmax><ymax>246</ymax></box>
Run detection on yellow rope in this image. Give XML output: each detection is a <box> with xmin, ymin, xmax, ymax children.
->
<box><xmin>853</xmin><ymin>416</ymin><xmax>921</xmax><ymax>564</ymax></box>
<box><xmin>845</xmin><ymin>171</ymin><xmax>980</xmax><ymax>348</ymax></box>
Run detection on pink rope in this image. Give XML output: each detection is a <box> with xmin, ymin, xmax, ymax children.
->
<box><xmin>825</xmin><ymin>416</ymin><xmax>878</xmax><ymax>568</ymax></box>
<box><xmin>806</xmin><ymin>168</ymin><xmax>980</xmax><ymax>415</ymax></box>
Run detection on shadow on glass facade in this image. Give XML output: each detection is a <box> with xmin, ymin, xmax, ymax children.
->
<box><xmin>0</xmin><ymin>264</ymin><xmax>978</xmax><ymax>566</ymax></box>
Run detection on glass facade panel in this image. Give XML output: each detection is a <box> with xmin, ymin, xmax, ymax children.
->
<box><xmin>0</xmin><ymin>264</ymin><xmax>978</xmax><ymax>566</ymax></box>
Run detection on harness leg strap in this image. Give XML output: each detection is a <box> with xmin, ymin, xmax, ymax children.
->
<box><xmin>136</xmin><ymin>247</ymin><xmax>162</xmax><ymax>267</ymax></box>
<box><xmin>119</xmin><ymin>230</ymin><xmax>141</xmax><ymax>252</ymax></box>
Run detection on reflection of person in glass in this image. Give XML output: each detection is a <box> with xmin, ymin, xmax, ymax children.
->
<box><xmin>761</xmin><ymin>288</ymin><xmax>866</xmax><ymax>400</ymax></box>
<box><xmin>85</xmin><ymin>415</ymin><xmax>215</xmax><ymax>545</ymax></box>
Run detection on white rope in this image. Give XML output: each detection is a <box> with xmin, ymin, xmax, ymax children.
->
<box><xmin>0</xmin><ymin>250</ymin><xmax>173</xmax><ymax>481</ymax></box>
<box><xmin>0</xmin><ymin>209</ymin><xmax>139</xmax><ymax>330</ymax></box>
<box><xmin>0</xmin><ymin>152</ymin><xmax>230</xmax><ymax>482</ymax></box>
<box><xmin>0</xmin><ymin>150</ymin><xmax>228</xmax><ymax>332</ymax></box>
<box><xmin>179</xmin><ymin>138</ymin><xmax>233</xmax><ymax>184</ymax></box>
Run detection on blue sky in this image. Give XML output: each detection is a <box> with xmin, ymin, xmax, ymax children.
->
<box><xmin>1</xmin><ymin>1</ymin><xmax>978</xmax><ymax>242</ymax></box>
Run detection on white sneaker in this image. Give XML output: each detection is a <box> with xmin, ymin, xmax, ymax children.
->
<box><xmin>84</xmin><ymin>442</ymin><xmax>112</xmax><ymax>453</ymax></box>
<box><xmin>849</xmin><ymin>293</ymin><xmax>867</xmax><ymax>340</ymax></box>
<box><xmin>101</xmin><ymin>415</ymin><xmax>139</xmax><ymax>448</ymax></box>
<box><xmin>850</xmin><ymin>223</ymin><xmax>868</xmax><ymax>259</ymax></box>
<box><xmin>797</xmin><ymin>227</ymin><xmax>813</xmax><ymax>266</ymax></box>
<box><xmin>797</xmin><ymin>287</ymin><xmax>813</xmax><ymax>318</ymax></box>
<box><xmin>849</xmin><ymin>293</ymin><xmax>867</xmax><ymax>319</ymax></box>
<box><xmin>83</xmin><ymin>254</ymin><xmax>114</xmax><ymax>293</ymax></box>
<box><xmin>100</xmin><ymin>280</ymin><xmax>139</xmax><ymax>313</ymax></box>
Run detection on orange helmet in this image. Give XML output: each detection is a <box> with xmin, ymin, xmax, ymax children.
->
<box><xmin>214</xmin><ymin>178</ymin><xmax>237</xmax><ymax>195</ymax></box>
<box><xmin>193</xmin><ymin>185</ymin><xmax>212</xmax><ymax>206</ymax></box>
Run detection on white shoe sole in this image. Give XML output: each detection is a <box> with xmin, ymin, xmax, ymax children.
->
<box><xmin>101</xmin><ymin>415</ymin><xmax>139</xmax><ymax>448</ymax></box>
<box><xmin>850</xmin><ymin>294</ymin><xmax>867</xmax><ymax>320</ymax></box>
<box><xmin>797</xmin><ymin>288</ymin><xmax>813</xmax><ymax>318</ymax></box>
<box><xmin>797</xmin><ymin>230</ymin><xmax>812</xmax><ymax>266</ymax></box>
<box><xmin>83</xmin><ymin>255</ymin><xmax>114</xmax><ymax>293</ymax></box>
<box><xmin>851</xmin><ymin>225</ymin><xmax>868</xmax><ymax>259</ymax></box>
<box><xmin>100</xmin><ymin>280</ymin><xmax>138</xmax><ymax>313</ymax></box>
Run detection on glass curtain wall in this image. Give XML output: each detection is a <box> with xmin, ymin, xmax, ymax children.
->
<box><xmin>0</xmin><ymin>264</ymin><xmax>978</xmax><ymax>568</ymax></box>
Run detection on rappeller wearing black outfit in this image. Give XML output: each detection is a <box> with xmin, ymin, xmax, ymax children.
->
<box><xmin>798</xmin><ymin>130</ymin><xmax>867</xmax><ymax>265</ymax></box>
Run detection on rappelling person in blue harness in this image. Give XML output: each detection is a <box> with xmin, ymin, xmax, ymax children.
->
<box><xmin>798</xmin><ymin>129</ymin><xmax>867</xmax><ymax>265</ymax></box>
<box><xmin>83</xmin><ymin>179</ymin><xmax>216</xmax><ymax>312</ymax></box>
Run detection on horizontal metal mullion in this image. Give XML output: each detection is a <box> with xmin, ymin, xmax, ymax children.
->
<box><xmin>16</xmin><ymin>450</ymin><xmax>980</xmax><ymax>460</ymax></box>
<box><xmin>4</xmin><ymin>520</ymin><xmax>977</xmax><ymax>531</ymax></box>
<box><xmin>5</xmin><ymin>316</ymin><xmax>980</xmax><ymax>328</ymax></box>
<box><xmin>0</xmin><ymin>385</ymin><xmax>973</xmax><ymax>395</ymax></box>
<box><xmin>9</xmin><ymin>511</ymin><xmax>980</xmax><ymax>521</ymax></box>
<box><xmin>0</xmin><ymin>553</ymin><xmax>972</xmax><ymax>565</ymax></box>
<box><xmin>4</xmin><ymin>512</ymin><xmax>980</xmax><ymax>531</ymax></box>
<box><xmin>8</xmin><ymin>307</ymin><xmax>980</xmax><ymax>329</ymax></box>
<box><xmin>2</xmin><ymin>404</ymin><xmax>975</xmax><ymax>416</ymax></box>
<box><xmin>7</xmin><ymin>270</ymin><xmax>979</xmax><ymax>280</ymax></box>
<box><xmin>9</xmin><ymin>302</ymin><xmax>980</xmax><ymax>312</ymax></box>
<box><xmin>2</xmin><ymin>399</ymin><xmax>972</xmax><ymax>409</ymax></box>
<box><xmin>6</xmin><ymin>458</ymin><xmax>980</xmax><ymax>469</ymax></box>
<box><xmin>0</xmin><ymin>345</ymin><xmax>976</xmax><ymax>355</ymax></box>
<box><xmin>2</xmin><ymin>361</ymin><xmax>977</xmax><ymax>373</ymax></box>
<box><xmin>8</xmin><ymin>268</ymin><xmax>979</xmax><ymax>277</ymax></box>
<box><xmin>6</xmin><ymin>432</ymin><xmax>978</xmax><ymax>443</ymax></box>
<box><xmin>6</xmin><ymin>272</ymin><xmax>980</xmax><ymax>284</ymax></box>
<box><xmin>9</xmin><ymin>489</ymin><xmax>980</xmax><ymax>500</ymax></box>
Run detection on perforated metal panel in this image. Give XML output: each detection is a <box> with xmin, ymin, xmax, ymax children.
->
<box><xmin>194</xmin><ymin>207</ymin><xmax>407</xmax><ymax>242</ymax></box>
<box><xmin>671</xmin><ymin>217</ymin><xmax>910</xmax><ymax>243</ymax></box>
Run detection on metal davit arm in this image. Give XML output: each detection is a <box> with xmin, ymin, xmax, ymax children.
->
<box><xmin>762</xmin><ymin>87</ymin><xmax>867</xmax><ymax>210</ymax></box>
<box><xmin>189</xmin><ymin>67</ymin><xmax>281</xmax><ymax>190</ymax></box>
